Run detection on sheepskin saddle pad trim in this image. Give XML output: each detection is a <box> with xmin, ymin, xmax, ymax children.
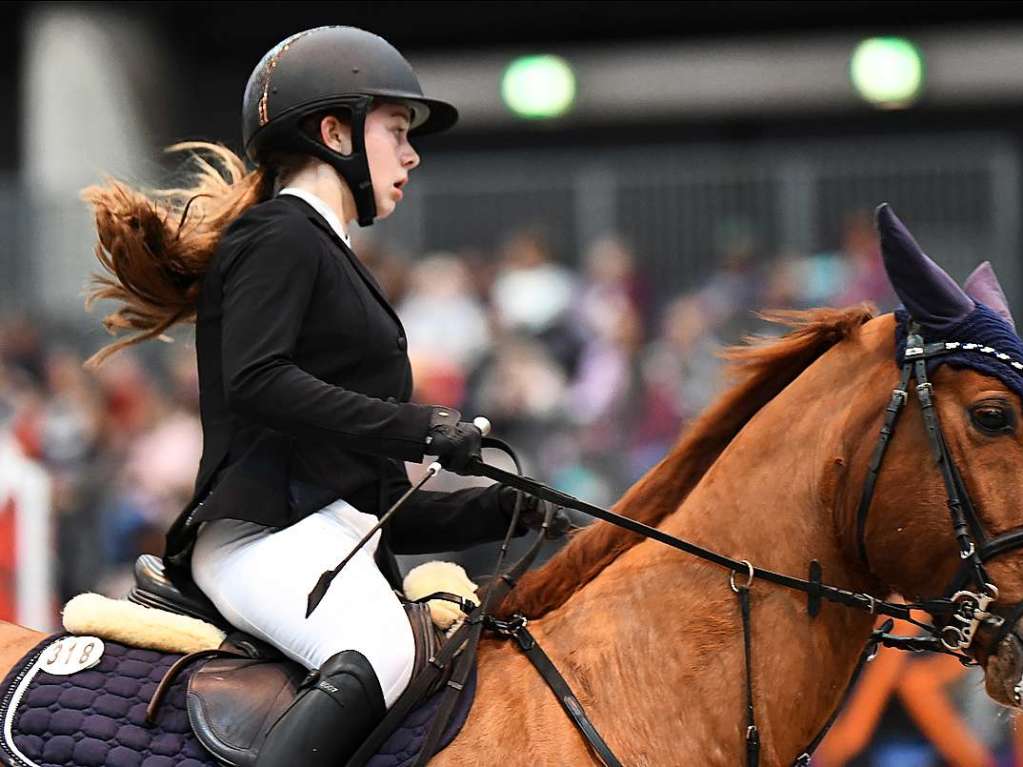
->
<box><xmin>0</xmin><ymin>634</ymin><xmax>477</xmax><ymax>767</ymax></box>
<box><xmin>61</xmin><ymin>559</ymin><xmax>481</xmax><ymax>656</ymax></box>
<box><xmin>62</xmin><ymin>595</ymin><xmax>226</xmax><ymax>656</ymax></box>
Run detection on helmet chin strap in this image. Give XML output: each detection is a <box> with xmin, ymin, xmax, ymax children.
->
<box><xmin>287</xmin><ymin>95</ymin><xmax>377</xmax><ymax>227</ymax></box>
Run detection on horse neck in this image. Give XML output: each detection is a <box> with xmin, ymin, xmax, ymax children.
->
<box><xmin>529</xmin><ymin>320</ymin><xmax>893</xmax><ymax>764</ymax></box>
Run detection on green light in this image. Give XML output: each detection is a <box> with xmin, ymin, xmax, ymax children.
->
<box><xmin>501</xmin><ymin>55</ymin><xmax>576</xmax><ymax>119</ymax></box>
<box><xmin>850</xmin><ymin>37</ymin><xmax>924</xmax><ymax>108</ymax></box>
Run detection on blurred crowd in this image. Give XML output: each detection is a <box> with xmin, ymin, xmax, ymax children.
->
<box><xmin>0</xmin><ymin>208</ymin><xmax>896</xmax><ymax>603</ymax></box>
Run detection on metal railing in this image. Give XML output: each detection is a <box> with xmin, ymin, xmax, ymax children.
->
<box><xmin>375</xmin><ymin>132</ymin><xmax>1021</xmax><ymax>311</ymax></box>
<box><xmin>1</xmin><ymin>131</ymin><xmax>1019</xmax><ymax>316</ymax></box>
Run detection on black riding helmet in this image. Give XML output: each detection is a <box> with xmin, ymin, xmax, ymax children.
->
<box><xmin>242</xmin><ymin>26</ymin><xmax>458</xmax><ymax>226</ymax></box>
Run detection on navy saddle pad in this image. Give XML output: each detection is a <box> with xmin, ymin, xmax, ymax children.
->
<box><xmin>0</xmin><ymin>635</ymin><xmax>475</xmax><ymax>767</ymax></box>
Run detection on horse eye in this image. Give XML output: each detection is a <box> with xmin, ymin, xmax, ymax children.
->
<box><xmin>970</xmin><ymin>405</ymin><xmax>1013</xmax><ymax>434</ymax></box>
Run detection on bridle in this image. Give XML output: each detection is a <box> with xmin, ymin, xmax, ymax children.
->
<box><xmin>461</xmin><ymin>316</ymin><xmax>1023</xmax><ymax>767</ymax></box>
<box><xmin>856</xmin><ymin>322</ymin><xmax>1023</xmax><ymax>659</ymax></box>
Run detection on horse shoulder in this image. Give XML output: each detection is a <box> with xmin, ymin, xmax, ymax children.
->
<box><xmin>0</xmin><ymin>622</ymin><xmax>45</xmax><ymax>677</ymax></box>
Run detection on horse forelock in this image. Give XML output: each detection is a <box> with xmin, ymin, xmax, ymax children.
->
<box><xmin>498</xmin><ymin>303</ymin><xmax>878</xmax><ymax>620</ymax></box>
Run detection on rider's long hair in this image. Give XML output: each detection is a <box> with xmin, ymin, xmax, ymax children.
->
<box><xmin>81</xmin><ymin>142</ymin><xmax>273</xmax><ymax>367</ymax></box>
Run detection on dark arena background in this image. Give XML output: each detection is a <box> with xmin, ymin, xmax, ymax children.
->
<box><xmin>3</xmin><ymin>2</ymin><xmax>1023</xmax><ymax>764</ymax></box>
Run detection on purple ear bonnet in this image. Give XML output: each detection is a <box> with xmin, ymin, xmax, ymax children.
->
<box><xmin>964</xmin><ymin>261</ymin><xmax>1016</xmax><ymax>330</ymax></box>
<box><xmin>878</xmin><ymin>204</ymin><xmax>1023</xmax><ymax>400</ymax></box>
<box><xmin>877</xmin><ymin>204</ymin><xmax>975</xmax><ymax>332</ymax></box>
<box><xmin>895</xmin><ymin>303</ymin><xmax>1023</xmax><ymax>402</ymax></box>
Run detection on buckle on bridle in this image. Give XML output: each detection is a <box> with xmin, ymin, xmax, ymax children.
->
<box><xmin>856</xmin><ymin>593</ymin><xmax>877</xmax><ymax>614</ymax></box>
<box><xmin>485</xmin><ymin>614</ymin><xmax>528</xmax><ymax>637</ymax></box>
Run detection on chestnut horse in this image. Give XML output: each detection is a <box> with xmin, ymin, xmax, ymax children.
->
<box><xmin>2</xmin><ymin>207</ymin><xmax>1023</xmax><ymax>766</ymax></box>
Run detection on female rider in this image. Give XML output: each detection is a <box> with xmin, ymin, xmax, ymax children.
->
<box><xmin>83</xmin><ymin>26</ymin><xmax>561</xmax><ymax>767</ymax></box>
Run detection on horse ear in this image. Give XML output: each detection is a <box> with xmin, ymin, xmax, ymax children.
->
<box><xmin>964</xmin><ymin>261</ymin><xmax>1016</xmax><ymax>331</ymax></box>
<box><xmin>876</xmin><ymin>203</ymin><xmax>974</xmax><ymax>332</ymax></box>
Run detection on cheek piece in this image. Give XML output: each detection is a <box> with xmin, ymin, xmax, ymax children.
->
<box><xmin>270</xmin><ymin>96</ymin><xmax>377</xmax><ymax>227</ymax></box>
<box><xmin>874</xmin><ymin>203</ymin><xmax>1023</xmax><ymax>663</ymax></box>
<box><xmin>856</xmin><ymin>307</ymin><xmax>1023</xmax><ymax>665</ymax></box>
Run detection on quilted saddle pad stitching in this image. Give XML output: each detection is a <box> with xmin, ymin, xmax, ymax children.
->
<box><xmin>0</xmin><ymin>634</ymin><xmax>476</xmax><ymax>767</ymax></box>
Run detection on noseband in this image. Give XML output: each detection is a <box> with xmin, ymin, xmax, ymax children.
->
<box><xmin>856</xmin><ymin>323</ymin><xmax>1023</xmax><ymax>657</ymax></box>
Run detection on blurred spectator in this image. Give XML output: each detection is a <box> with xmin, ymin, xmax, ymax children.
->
<box><xmin>473</xmin><ymin>336</ymin><xmax>568</xmax><ymax>427</ymax></box>
<box><xmin>576</xmin><ymin>235</ymin><xmax>649</xmax><ymax>332</ymax></box>
<box><xmin>698</xmin><ymin>217</ymin><xmax>762</xmax><ymax>341</ymax></box>
<box><xmin>492</xmin><ymin>229</ymin><xmax>575</xmax><ymax>333</ymax></box>
<box><xmin>569</xmin><ymin>300</ymin><xmax>642</xmax><ymax>427</ymax></box>
<box><xmin>0</xmin><ymin>315</ymin><xmax>47</xmax><ymax>387</ymax></box>
<box><xmin>353</xmin><ymin>235</ymin><xmax>413</xmax><ymax>304</ymax></box>
<box><xmin>38</xmin><ymin>347</ymin><xmax>102</xmax><ymax>470</ymax></box>
<box><xmin>759</xmin><ymin>253</ymin><xmax>815</xmax><ymax>311</ymax></box>
<box><xmin>399</xmin><ymin>254</ymin><xmax>492</xmax><ymax>408</ymax></box>
<box><xmin>571</xmin><ymin>236</ymin><xmax>646</xmax><ymax>429</ymax></box>
<box><xmin>633</xmin><ymin>294</ymin><xmax>723</xmax><ymax>476</ymax></box>
<box><xmin>833</xmin><ymin>209</ymin><xmax>897</xmax><ymax>309</ymax></box>
<box><xmin>491</xmin><ymin>229</ymin><xmax>584</xmax><ymax>375</ymax></box>
<box><xmin>760</xmin><ymin>210</ymin><xmax>897</xmax><ymax>315</ymax></box>
<box><xmin>120</xmin><ymin>348</ymin><xmax>200</xmax><ymax>528</ymax></box>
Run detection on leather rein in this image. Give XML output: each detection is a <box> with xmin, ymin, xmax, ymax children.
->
<box><xmin>458</xmin><ymin>320</ymin><xmax>1023</xmax><ymax>767</ymax></box>
<box><xmin>333</xmin><ymin>317</ymin><xmax>1023</xmax><ymax>767</ymax></box>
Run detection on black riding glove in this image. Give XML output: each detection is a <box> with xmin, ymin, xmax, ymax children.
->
<box><xmin>424</xmin><ymin>407</ymin><xmax>482</xmax><ymax>474</ymax></box>
<box><xmin>497</xmin><ymin>487</ymin><xmax>573</xmax><ymax>539</ymax></box>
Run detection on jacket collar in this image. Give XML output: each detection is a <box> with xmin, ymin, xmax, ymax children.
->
<box><xmin>277</xmin><ymin>188</ymin><xmax>351</xmax><ymax>247</ymax></box>
<box><xmin>276</xmin><ymin>194</ymin><xmax>404</xmax><ymax>328</ymax></box>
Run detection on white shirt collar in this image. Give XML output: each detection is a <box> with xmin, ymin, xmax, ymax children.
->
<box><xmin>278</xmin><ymin>187</ymin><xmax>352</xmax><ymax>248</ymax></box>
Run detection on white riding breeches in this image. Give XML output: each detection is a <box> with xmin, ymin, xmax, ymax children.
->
<box><xmin>190</xmin><ymin>499</ymin><xmax>416</xmax><ymax>708</ymax></box>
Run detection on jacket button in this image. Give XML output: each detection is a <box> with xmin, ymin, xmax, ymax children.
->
<box><xmin>396</xmin><ymin>335</ymin><xmax>407</xmax><ymax>351</ymax></box>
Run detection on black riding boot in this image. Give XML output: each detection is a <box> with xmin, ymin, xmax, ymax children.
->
<box><xmin>254</xmin><ymin>649</ymin><xmax>386</xmax><ymax>767</ymax></box>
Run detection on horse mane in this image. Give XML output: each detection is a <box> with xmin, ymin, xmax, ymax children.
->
<box><xmin>499</xmin><ymin>304</ymin><xmax>877</xmax><ymax>619</ymax></box>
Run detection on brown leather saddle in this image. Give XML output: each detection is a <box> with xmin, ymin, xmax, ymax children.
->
<box><xmin>128</xmin><ymin>554</ymin><xmax>447</xmax><ymax>767</ymax></box>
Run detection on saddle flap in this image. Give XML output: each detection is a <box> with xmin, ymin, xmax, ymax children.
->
<box><xmin>186</xmin><ymin>656</ymin><xmax>308</xmax><ymax>767</ymax></box>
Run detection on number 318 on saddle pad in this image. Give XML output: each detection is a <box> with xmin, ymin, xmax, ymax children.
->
<box><xmin>39</xmin><ymin>638</ymin><xmax>105</xmax><ymax>677</ymax></box>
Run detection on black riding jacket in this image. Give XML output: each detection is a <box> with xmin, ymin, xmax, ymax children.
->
<box><xmin>164</xmin><ymin>194</ymin><xmax>508</xmax><ymax>586</ymax></box>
